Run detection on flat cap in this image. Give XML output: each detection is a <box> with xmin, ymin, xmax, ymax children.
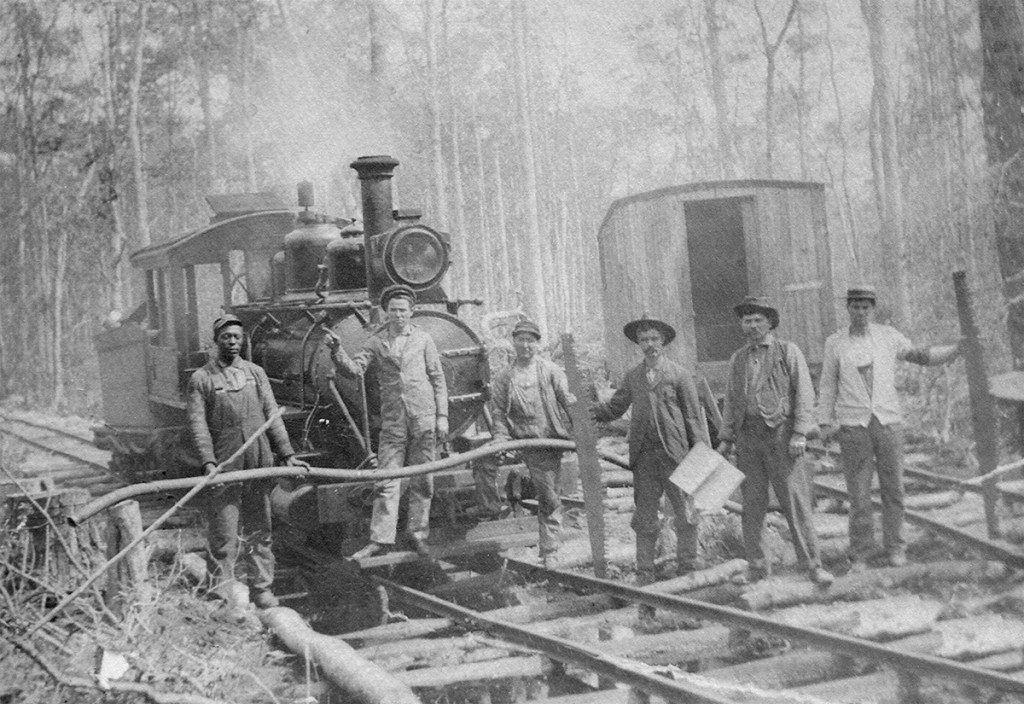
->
<box><xmin>213</xmin><ymin>314</ymin><xmax>244</xmax><ymax>335</ymax></box>
<box><xmin>511</xmin><ymin>319</ymin><xmax>541</xmax><ymax>340</ymax></box>
<box><xmin>380</xmin><ymin>284</ymin><xmax>416</xmax><ymax>309</ymax></box>
<box><xmin>845</xmin><ymin>284</ymin><xmax>877</xmax><ymax>302</ymax></box>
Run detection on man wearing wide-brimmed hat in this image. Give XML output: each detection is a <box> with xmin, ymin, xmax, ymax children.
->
<box><xmin>593</xmin><ymin>314</ymin><xmax>710</xmax><ymax>600</ymax></box>
<box><xmin>327</xmin><ymin>284</ymin><xmax>448</xmax><ymax>561</ymax></box>
<box><xmin>818</xmin><ymin>285</ymin><xmax>961</xmax><ymax>571</ymax></box>
<box><xmin>717</xmin><ymin>297</ymin><xmax>833</xmax><ymax>586</ymax></box>
<box><xmin>486</xmin><ymin>319</ymin><xmax>575</xmax><ymax>568</ymax></box>
<box><xmin>187</xmin><ymin>314</ymin><xmax>308</xmax><ymax>618</ymax></box>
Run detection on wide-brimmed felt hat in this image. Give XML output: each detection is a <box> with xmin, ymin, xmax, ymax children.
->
<box><xmin>511</xmin><ymin>319</ymin><xmax>541</xmax><ymax>340</ymax></box>
<box><xmin>213</xmin><ymin>314</ymin><xmax>244</xmax><ymax>335</ymax></box>
<box><xmin>845</xmin><ymin>284</ymin><xmax>877</xmax><ymax>303</ymax></box>
<box><xmin>379</xmin><ymin>284</ymin><xmax>416</xmax><ymax>309</ymax></box>
<box><xmin>733</xmin><ymin>296</ymin><xmax>780</xmax><ymax>330</ymax></box>
<box><xmin>623</xmin><ymin>313</ymin><xmax>676</xmax><ymax>345</ymax></box>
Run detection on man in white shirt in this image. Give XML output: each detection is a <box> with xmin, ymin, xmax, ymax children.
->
<box><xmin>818</xmin><ymin>286</ymin><xmax>960</xmax><ymax>570</ymax></box>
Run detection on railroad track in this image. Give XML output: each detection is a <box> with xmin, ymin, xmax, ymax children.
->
<box><xmin>317</xmin><ymin>451</ymin><xmax>1024</xmax><ymax>704</ymax></box>
<box><xmin>0</xmin><ymin>408</ymin><xmax>122</xmax><ymax>496</ymax></box>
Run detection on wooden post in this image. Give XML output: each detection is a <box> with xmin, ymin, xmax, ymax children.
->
<box><xmin>561</xmin><ymin>333</ymin><xmax>606</xmax><ymax>578</ymax></box>
<box><xmin>953</xmin><ymin>271</ymin><xmax>1002</xmax><ymax>538</ymax></box>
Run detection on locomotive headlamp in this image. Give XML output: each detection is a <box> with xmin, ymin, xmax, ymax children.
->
<box><xmin>382</xmin><ymin>224</ymin><xmax>449</xmax><ymax>290</ymax></box>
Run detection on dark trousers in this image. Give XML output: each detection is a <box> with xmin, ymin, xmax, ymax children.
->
<box><xmin>838</xmin><ymin>417</ymin><xmax>904</xmax><ymax>560</ymax></box>
<box><xmin>207</xmin><ymin>479</ymin><xmax>275</xmax><ymax>594</ymax></box>
<box><xmin>736</xmin><ymin>418</ymin><xmax>821</xmax><ymax>569</ymax></box>
<box><xmin>632</xmin><ymin>447</ymin><xmax>698</xmax><ymax>580</ymax></box>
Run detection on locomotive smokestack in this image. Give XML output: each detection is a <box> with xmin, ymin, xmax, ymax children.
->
<box><xmin>351</xmin><ymin>155</ymin><xmax>399</xmax><ymax>305</ymax></box>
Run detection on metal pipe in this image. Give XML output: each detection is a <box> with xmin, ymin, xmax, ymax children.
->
<box><xmin>70</xmin><ymin>438</ymin><xmax>630</xmax><ymax>525</ymax></box>
<box><xmin>350</xmin><ymin>155</ymin><xmax>398</xmax><ymax>306</ymax></box>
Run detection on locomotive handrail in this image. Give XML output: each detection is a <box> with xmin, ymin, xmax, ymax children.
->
<box><xmin>69</xmin><ymin>438</ymin><xmax>631</xmax><ymax>525</ymax></box>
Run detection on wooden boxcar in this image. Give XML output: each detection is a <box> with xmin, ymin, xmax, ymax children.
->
<box><xmin>597</xmin><ymin>180</ymin><xmax>835</xmax><ymax>392</ymax></box>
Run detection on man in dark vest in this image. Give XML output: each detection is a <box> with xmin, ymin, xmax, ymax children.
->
<box><xmin>717</xmin><ymin>296</ymin><xmax>833</xmax><ymax>586</ymax></box>
<box><xmin>593</xmin><ymin>314</ymin><xmax>710</xmax><ymax>595</ymax></box>
<box><xmin>187</xmin><ymin>314</ymin><xmax>307</xmax><ymax>616</ymax></box>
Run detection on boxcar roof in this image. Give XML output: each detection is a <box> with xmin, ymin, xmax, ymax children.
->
<box><xmin>130</xmin><ymin>210</ymin><xmax>296</xmax><ymax>269</ymax></box>
<box><xmin>599</xmin><ymin>179</ymin><xmax>825</xmax><ymax>235</ymax></box>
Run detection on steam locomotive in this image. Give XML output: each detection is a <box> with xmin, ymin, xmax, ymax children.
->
<box><xmin>93</xmin><ymin>156</ymin><xmax>491</xmax><ymax>538</ymax></box>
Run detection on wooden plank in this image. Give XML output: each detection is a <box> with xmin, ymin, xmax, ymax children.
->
<box><xmin>561</xmin><ymin>333</ymin><xmax>606</xmax><ymax>578</ymax></box>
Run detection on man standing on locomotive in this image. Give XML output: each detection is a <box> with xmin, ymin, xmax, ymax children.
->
<box><xmin>818</xmin><ymin>285</ymin><xmax>961</xmax><ymax>570</ymax></box>
<box><xmin>487</xmin><ymin>319</ymin><xmax>575</xmax><ymax>568</ymax></box>
<box><xmin>327</xmin><ymin>284</ymin><xmax>448</xmax><ymax>560</ymax></box>
<box><xmin>716</xmin><ymin>297</ymin><xmax>833</xmax><ymax>586</ymax></box>
<box><xmin>593</xmin><ymin>314</ymin><xmax>710</xmax><ymax>604</ymax></box>
<box><xmin>187</xmin><ymin>314</ymin><xmax>307</xmax><ymax>616</ymax></box>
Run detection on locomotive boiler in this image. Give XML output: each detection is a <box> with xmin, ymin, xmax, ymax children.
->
<box><xmin>93</xmin><ymin>155</ymin><xmax>489</xmax><ymax>498</ymax></box>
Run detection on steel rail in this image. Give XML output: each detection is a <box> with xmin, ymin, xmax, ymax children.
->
<box><xmin>500</xmin><ymin>558</ymin><xmax>1024</xmax><ymax>696</ymax></box>
<box><xmin>0</xmin><ymin>419</ymin><xmax>109</xmax><ymax>471</ymax></box>
<box><xmin>373</xmin><ymin>575</ymin><xmax>750</xmax><ymax>704</ymax></box>
<box><xmin>812</xmin><ymin>480</ymin><xmax>1024</xmax><ymax>569</ymax></box>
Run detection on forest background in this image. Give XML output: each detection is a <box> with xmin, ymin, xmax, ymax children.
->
<box><xmin>2</xmin><ymin>0</ymin><xmax>1022</xmax><ymax>448</ymax></box>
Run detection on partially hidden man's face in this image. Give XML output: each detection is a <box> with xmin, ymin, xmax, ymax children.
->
<box><xmin>387</xmin><ymin>297</ymin><xmax>414</xmax><ymax>331</ymax></box>
<box><xmin>741</xmin><ymin>312</ymin><xmax>771</xmax><ymax>344</ymax></box>
<box><xmin>215</xmin><ymin>325</ymin><xmax>244</xmax><ymax>362</ymax></box>
<box><xmin>846</xmin><ymin>299</ymin><xmax>875</xmax><ymax>328</ymax></box>
<box><xmin>637</xmin><ymin>327</ymin><xmax>665</xmax><ymax>360</ymax></box>
<box><xmin>513</xmin><ymin>333</ymin><xmax>540</xmax><ymax>360</ymax></box>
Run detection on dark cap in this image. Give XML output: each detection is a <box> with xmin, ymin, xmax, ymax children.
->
<box><xmin>623</xmin><ymin>313</ymin><xmax>676</xmax><ymax>345</ymax></box>
<box><xmin>845</xmin><ymin>284</ymin><xmax>877</xmax><ymax>302</ymax></box>
<box><xmin>511</xmin><ymin>319</ymin><xmax>541</xmax><ymax>340</ymax></box>
<box><xmin>733</xmin><ymin>295</ymin><xmax>780</xmax><ymax>329</ymax></box>
<box><xmin>380</xmin><ymin>284</ymin><xmax>416</xmax><ymax>309</ymax></box>
<box><xmin>213</xmin><ymin>314</ymin><xmax>243</xmax><ymax>335</ymax></box>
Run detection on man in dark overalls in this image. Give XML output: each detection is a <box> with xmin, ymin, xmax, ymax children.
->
<box><xmin>187</xmin><ymin>314</ymin><xmax>306</xmax><ymax>615</ymax></box>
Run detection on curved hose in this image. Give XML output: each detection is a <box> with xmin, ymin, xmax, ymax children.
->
<box><xmin>71</xmin><ymin>438</ymin><xmax>630</xmax><ymax>525</ymax></box>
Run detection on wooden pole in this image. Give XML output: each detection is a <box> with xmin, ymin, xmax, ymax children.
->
<box><xmin>952</xmin><ymin>270</ymin><xmax>1001</xmax><ymax>538</ymax></box>
<box><xmin>561</xmin><ymin>333</ymin><xmax>606</xmax><ymax>577</ymax></box>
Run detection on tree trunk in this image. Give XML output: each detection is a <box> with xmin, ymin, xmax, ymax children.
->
<box><xmin>703</xmin><ymin>0</ymin><xmax>734</xmax><ymax>179</ymax></box>
<box><xmin>471</xmin><ymin>114</ymin><xmax>495</xmax><ymax>309</ymax></box>
<box><xmin>441</xmin><ymin>0</ymin><xmax>469</xmax><ymax>297</ymax></box>
<box><xmin>492</xmin><ymin>145</ymin><xmax>516</xmax><ymax>308</ymax></box>
<box><xmin>100</xmin><ymin>6</ymin><xmax>129</xmax><ymax>313</ymax></box>
<box><xmin>753</xmin><ymin>0</ymin><xmax>797</xmax><ymax>179</ymax></box>
<box><xmin>511</xmin><ymin>0</ymin><xmax>548</xmax><ymax>333</ymax></box>
<box><xmin>195</xmin><ymin>0</ymin><xmax>217</xmax><ymax>191</ymax></box>
<box><xmin>423</xmin><ymin>0</ymin><xmax>448</xmax><ymax>237</ymax></box>
<box><xmin>979</xmin><ymin>0</ymin><xmax>1024</xmax><ymax>366</ymax></box>
<box><xmin>861</xmin><ymin>0</ymin><xmax>910</xmax><ymax>324</ymax></box>
<box><xmin>128</xmin><ymin>1</ymin><xmax>150</xmax><ymax>248</ymax></box>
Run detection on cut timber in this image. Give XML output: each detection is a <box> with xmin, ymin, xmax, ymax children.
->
<box><xmin>359</xmin><ymin>634</ymin><xmax>516</xmax><ymax>671</ymax></box>
<box><xmin>793</xmin><ymin>671</ymin><xmax>895</xmax><ymax>703</ymax></box>
<box><xmin>643</xmin><ymin>559</ymin><xmax>747</xmax><ymax>594</ymax></box>
<box><xmin>104</xmin><ymin>500</ymin><xmax>150</xmax><ymax>609</ymax></box>
<box><xmin>710</xmin><ymin>648</ymin><xmax>870</xmax><ymax>689</ymax></box>
<box><xmin>395</xmin><ymin>655</ymin><xmax>550</xmax><ymax>688</ymax></box>
<box><xmin>562</xmin><ymin>333</ymin><xmax>607</xmax><ymax>577</ymax></box>
<box><xmin>593</xmin><ymin>625</ymin><xmax>733</xmax><ymax>665</ymax></box>
<box><xmin>741</xmin><ymin>561</ymin><xmax>1005</xmax><ymax>611</ymax></box>
<box><xmin>904</xmin><ymin>490</ymin><xmax>962</xmax><ymax>510</ymax></box>
<box><xmin>338</xmin><ymin>618</ymin><xmax>453</xmax><ymax>646</ymax></box>
<box><xmin>487</xmin><ymin>593</ymin><xmax>618</xmax><ymax>624</ymax></box>
<box><xmin>774</xmin><ymin>594</ymin><xmax>943</xmax><ymax>640</ymax></box>
<box><xmin>356</xmin><ymin>532</ymin><xmax>537</xmax><ymax>569</ymax></box>
<box><xmin>259</xmin><ymin>607</ymin><xmax>418</xmax><ymax>704</ymax></box>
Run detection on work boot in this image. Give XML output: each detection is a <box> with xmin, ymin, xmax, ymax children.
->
<box><xmin>252</xmin><ymin>590</ymin><xmax>279</xmax><ymax>609</ymax></box>
<box><xmin>809</xmin><ymin>567</ymin><xmax>835</xmax><ymax>587</ymax></box>
<box><xmin>350</xmin><ymin>541</ymin><xmax>387</xmax><ymax>561</ymax></box>
<box><xmin>541</xmin><ymin>553</ymin><xmax>560</xmax><ymax>570</ymax></box>
<box><xmin>405</xmin><ymin>534</ymin><xmax>432</xmax><ymax>558</ymax></box>
<box><xmin>887</xmin><ymin>548</ymin><xmax>908</xmax><ymax>568</ymax></box>
<box><xmin>736</xmin><ymin>560</ymin><xmax>767</xmax><ymax>585</ymax></box>
<box><xmin>676</xmin><ymin>556</ymin><xmax>706</xmax><ymax>577</ymax></box>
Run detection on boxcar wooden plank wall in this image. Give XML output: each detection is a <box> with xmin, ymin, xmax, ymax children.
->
<box><xmin>598</xmin><ymin>180</ymin><xmax>835</xmax><ymax>386</ymax></box>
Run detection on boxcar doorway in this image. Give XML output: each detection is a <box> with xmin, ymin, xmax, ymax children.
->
<box><xmin>685</xmin><ymin>198</ymin><xmax>749</xmax><ymax>363</ymax></box>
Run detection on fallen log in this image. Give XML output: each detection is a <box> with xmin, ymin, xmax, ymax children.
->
<box><xmin>259</xmin><ymin>607</ymin><xmax>419</xmax><ymax>704</ymax></box>
<box><xmin>643</xmin><ymin>559</ymin><xmax>747</xmax><ymax>595</ymax></box>
<box><xmin>593</xmin><ymin>624</ymin><xmax>734</xmax><ymax>665</ymax></box>
<box><xmin>741</xmin><ymin>561</ymin><xmax>1007</xmax><ymax>611</ymax></box>
<box><xmin>486</xmin><ymin>593</ymin><xmax>617</xmax><ymax>624</ymax></box>
<box><xmin>774</xmin><ymin>594</ymin><xmax>943</xmax><ymax>640</ymax></box>
<box><xmin>394</xmin><ymin>655</ymin><xmax>550</xmax><ymax>688</ymax></box>
<box><xmin>904</xmin><ymin>490</ymin><xmax>963</xmax><ymax>511</ymax></box>
<box><xmin>338</xmin><ymin>618</ymin><xmax>454</xmax><ymax>646</ymax></box>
